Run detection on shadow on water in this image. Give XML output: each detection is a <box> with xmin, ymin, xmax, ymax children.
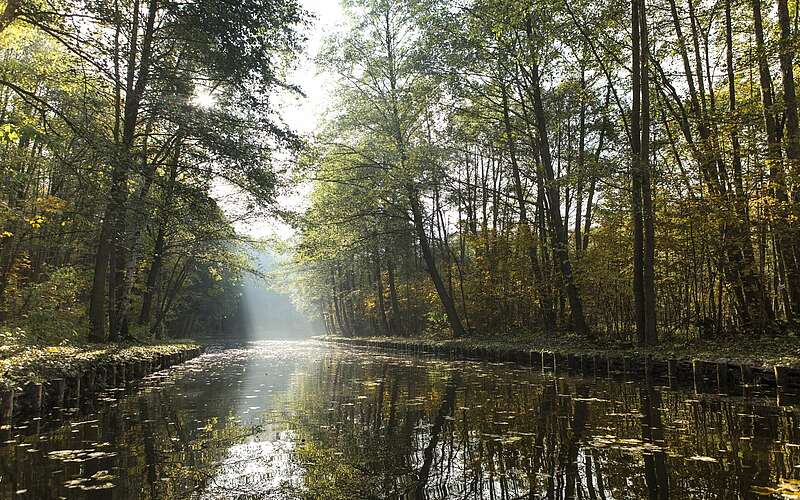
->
<box><xmin>0</xmin><ymin>340</ymin><xmax>798</xmax><ymax>499</ymax></box>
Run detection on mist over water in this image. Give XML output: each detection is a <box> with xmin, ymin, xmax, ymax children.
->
<box><xmin>239</xmin><ymin>252</ymin><xmax>321</xmax><ymax>341</ymax></box>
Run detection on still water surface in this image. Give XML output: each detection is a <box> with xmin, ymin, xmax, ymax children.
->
<box><xmin>0</xmin><ymin>340</ymin><xmax>798</xmax><ymax>499</ymax></box>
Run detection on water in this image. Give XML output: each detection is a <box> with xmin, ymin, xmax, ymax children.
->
<box><xmin>0</xmin><ymin>340</ymin><xmax>798</xmax><ymax>499</ymax></box>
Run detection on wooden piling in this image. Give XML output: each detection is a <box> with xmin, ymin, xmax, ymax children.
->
<box><xmin>716</xmin><ymin>362</ymin><xmax>731</xmax><ymax>389</ymax></box>
<box><xmin>541</xmin><ymin>351</ymin><xmax>554</xmax><ymax>371</ymax></box>
<box><xmin>553</xmin><ymin>352</ymin><xmax>566</xmax><ymax>374</ymax></box>
<box><xmin>1</xmin><ymin>390</ymin><xmax>14</xmax><ymax>425</ymax></box>
<box><xmin>82</xmin><ymin>367</ymin><xmax>96</xmax><ymax>399</ymax></box>
<box><xmin>692</xmin><ymin>360</ymin><xmax>720</xmax><ymax>393</ymax></box>
<box><xmin>67</xmin><ymin>375</ymin><xmax>80</xmax><ymax>405</ymax></box>
<box><xmin>106</xmin><ymin>364</ymin><xmax>116</xmax><ymax>387</ymax></box>
<box><xmin>775</xmin><ymin>366</ymin><xmax>800</xmax><ymax>389</ymax></box>
<box><xmin>622</xmin><ymin>357</ymin><xmax>632</xmax><ymax>375</ymax></box>
<box><xmin>750</xmin><ymin>366</ymin><xmax>776</xmax><ymax>387</ymax></box>
<box><xmin>48</xmin><ymin>378</ymin><xmax>66</xmax><ymax>408</ymax></box>
<box><xmin>23</xmin><ymin>383</ymin><xmax>43</xmax><ymax>415</ymax></box>
<box><xmin>777</xmin><ymin>389</ymin><xmax>800</xmax><ymax>407</ymax></box>
<box><xmin>95</xmin><ymin>366</ymin><xmax>106</xmax><ymax>390</ymax></box>
<box><xmin>649</xmin><ymin>359</ymin><xmax>668</xmax><ymax>379</ymax></box>
<box><xmin>117</xmin><ymin>362</ymin><xmax>127</xmax><ymax>386</ymax></box>
<box><xmin>581</xmin><ymin>354</ymin><xmax>594</xmax><ymax>375</ymax></box>
<box><xmin>591</xmin><ymin>355</ymin><xmax>602</xmax><ymax>378</ymax></box>
<box><xmin>607</xmin><ymin>356</ymin><xmax>624</xmax><ymax>376</ymax></box>
<box><xmin>566</xmin><ymin>353</ymin><xmax>578</xmax><ymax>372</ymax></box>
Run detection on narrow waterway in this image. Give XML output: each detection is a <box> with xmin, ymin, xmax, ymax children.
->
<box><xmin>0</xmin><ymin>340</ymin><xmax>798</xmax><ymax>499</ymax></box>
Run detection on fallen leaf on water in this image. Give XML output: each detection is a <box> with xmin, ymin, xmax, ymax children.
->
<box><xmin>751</xmin><ymin>479</ymin><xmax>800</xmax><ymax>498</ymax></box>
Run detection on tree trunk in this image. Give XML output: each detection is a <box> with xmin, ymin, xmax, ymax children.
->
<box><xmin>631</xmin><ymin>0</ymin><xmax>647</xmax><ymax>345</ymax></box>
<box><xmin>374</xmin><ymin>253</ymin><xmax>391</xmax><ymax>335</ymax></box>
<box><xmin>752</xmin><ymin>0</ymin><xmax>799</xmax><ymax>320</ymax></box>
<box><xmin>386</xmin><ymin>255</ymin><xmax>403</xmax><ymax>335</ymax></box>
<box><xmin>138</xmin><ymin>150</ymin><xmax>179</xmax><ymax>326</ymax></box>
<box><xmin>0</xmin><ymin>0</ymin><xmax>20</xmax><ymax>34</ymax></box>
<box><xmin>137</xmin><ymin>221</ymin><xmax>164</xmax><ymax>327</ymax></box>
<box><xmin>524</xmin><ymin>19</ymin><xmax>591</xmax><ymax>339</ymax></box>
<box><xmin>109</xmin><ymin>0</ymin><xmax>159</xmax><ymax>341</ymax></box>
<box><xmin>409</xmin><ymin>187</ymin><xmax>468</xmax><ymax>337</ymax></box>
<box><xmin>500</xmin><ymin>77</ymin><xmax>555</xmax><ymax>332</ymax></box>
<box><xmin>640</xmin><ymin>0</ymin><xmax>658</xmax><ymax>345</ymax></box>
<box><xmin>726</xmin><ymin>0</ymin><xmax>772</xmax><ymax>329</ymax></box>
<box><xmin>777</xmin><ymin>0</ymin><xmax>800</xmax><ymax>314</ymax></box>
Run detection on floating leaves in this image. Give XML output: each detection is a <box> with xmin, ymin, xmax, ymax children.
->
<box><xmin>589</xmin><ymin>435</ymin><xmax>663</xmax><ymax>454</ymax></box>
<box><xmin>47</xmin><ymin>448</ymin><xmax>117</xmax><ymax>463</ymax></box>
<box><xmin>64</xmin><ymin>470</ymin><xmax>115</xmax><ymax>490</ymax></box>
<box><xmin>751</xmin><ymin>479</ymin><xmax>800</xmax><ymax>498</ymax></box>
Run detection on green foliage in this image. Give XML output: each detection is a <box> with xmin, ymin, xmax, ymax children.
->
<box><xmin>294</xmin><ymin>0</ymin><xmax>800</xmax><ymax>343</ymax></box>
<box><xmin>0</xmin><ymin>0</ymin><xmax>306</xmax><ymax>343</ymax></box>
<box><xmin>5</xmin><ymin>266</ymin><xmax>87</xmax><ymax>343</ymax></box>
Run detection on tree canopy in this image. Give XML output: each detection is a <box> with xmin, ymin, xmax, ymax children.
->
<box><xmin>0</xmin><ymin>0</ymin><xmax>307</xmax><ymax>342</ymax></box>
<box><xmin>294</xmin><ymin>0</ymin><xmax>800</xmax><ymax>345</ymax></box>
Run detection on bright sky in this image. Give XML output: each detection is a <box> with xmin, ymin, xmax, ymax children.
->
<box><xmin>280</xmin><ymin>0</ymin><xmax>345</xmax><ymax>135</ymax></box>
<box><xmin>227</xmin><ymin>0</ymin><xmax>345</xmax><ymax>242</ymax></box>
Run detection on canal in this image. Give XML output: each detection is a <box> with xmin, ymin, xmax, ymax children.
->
<box><xmin>0</xmin><ymin>340</ymin><xmax>798</xmax><ymax>498</ymax></box>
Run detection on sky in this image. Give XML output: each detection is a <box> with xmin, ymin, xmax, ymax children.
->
<box><xmin>280</xmin><ymin>0</ymin><xmax>345</xmax><ymax>136</ymax></box>
<box><xmin>222</xmin><ymin>0</ymin><xmax>346</xmax><ymax>243</ymax></box>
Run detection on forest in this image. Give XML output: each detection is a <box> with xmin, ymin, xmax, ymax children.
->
<box><xmin>2</xmin><ymin>0</ymin><xmax>800</xmax><ymax>350</ymax></box>
<box><xmin>2</xmin><ymin>0</ymin><xmax>800</xmax><ymax>498</ymax></box>
<box><xmin>0</xmin><ymin>0</ymin><xmax>306</xmax><ymax>344</ymax></box>
<box><xmin>294</xmin><ymin>0</ymin><xmax>800</xmax><ymax>347</ymax></box>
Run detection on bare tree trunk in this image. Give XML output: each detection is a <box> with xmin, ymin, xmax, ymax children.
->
<box><xmin>501</xmin><ymin>77</ymin><xmax>554</xmax><ymax>332</ymax></box>
<box><xmin>752</xmin><ymin>0</ymin><xmax>799</xmax><ymax>320</ymax></box>
<box><xmin>640</xmin><ymin>0</ymin><xmax>658</xmax><ymax>345</ymax></box>
<box><xmin>409</xmin><ymin>187</ymin><xmax>468</xmax><ymax>337</ymax></box>
<box><xmin>631</xmin><ymin>0</ymin><xmax>647</xmax><ymax>345</ymax></box>
<box><xmin>777</xmin><ymin>0</ymin><xmax>800</xmax><ymax>314</ymax></box>
<box><xmin>524</xmin><ymin>17</ymin><xmax>591</xmax><ymax>339</ymax></box>
<box><xmin>374</xmin><ymin>252</ymin><xmax>391</xmax><ymax>335</ymax></box>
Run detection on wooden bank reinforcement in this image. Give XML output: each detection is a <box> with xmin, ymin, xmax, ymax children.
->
<box><xmin>322</xmin><ymin>337</ymin><xmax>800</xmax><ymax>404</ymax></box>
<box><xmin>0</xmin><ymin>346</ymin><xmax>203</xmax><ymax>428</ymax></box>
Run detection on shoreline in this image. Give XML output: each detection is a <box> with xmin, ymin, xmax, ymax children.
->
<box><xmin>0</xmin><ymin>341</ymin><xmax>203</xmax><ymax>426</ymax></box>
<box><xmin>318</xmin><ymin>335</ymin><xmax>800</xmax><ymax>394</ymax></box>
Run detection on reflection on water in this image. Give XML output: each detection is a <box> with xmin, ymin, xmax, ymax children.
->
<box><xmin>0</xmin><ymin>341</ymin><xmax>798</xmax><ymax>499</ymax></box>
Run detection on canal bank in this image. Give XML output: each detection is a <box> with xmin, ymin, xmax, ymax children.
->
<box><xmin>320</xmin><ymin>335</ymin><xmax>800</xmax><ymax>393</ymax></box>
<box><xmin>0</xmin><ymin>341</ymin><xmax>203</xmax><ymax>426</ymax></box>
<box><xmin>0</xmin><ymin>340</ymin><xmax>796</xmax><ymax>497</ymax></box>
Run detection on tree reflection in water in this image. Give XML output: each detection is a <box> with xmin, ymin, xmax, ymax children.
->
<box><xmin>287</xmin><ymin>347</ymin><xmax>799</xmax><ymax>499</ymax></box>
<box><xmin>0</xmin><ymin>342</ymin><xmax>797</xmax><ymax>499</ymax></box>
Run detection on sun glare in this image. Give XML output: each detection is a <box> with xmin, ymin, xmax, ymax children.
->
<box><xmin>192</xmin><ymin>90</ymin><xmax>216</xmax><ymax>109</ymax></box>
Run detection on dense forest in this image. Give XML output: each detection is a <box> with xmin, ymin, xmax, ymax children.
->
<box><xmin>294</xmin><ymin>0</ymin><xmax>800</xmax><ymax>346</ymax></box>
<box><xmin>0</xmin><ymin>0</ymin><xmax>306</xmax><ymax>343</ymax></box>
<box><xmin>3</xmin><ymin>0</ymin><xmax>800</xmax><ymax>348</ymax></box>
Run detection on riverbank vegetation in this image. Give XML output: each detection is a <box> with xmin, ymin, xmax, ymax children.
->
<box><xmin>320</xmin><ymin>334</ymin><xmax>800</xmax><ymax>371</ymax></box>
<box><xmin>295</xmin><ymin>0</ymin><xmax>800</xmax><ymax>347</ymax></box>
<box><xmin>0</xmin><ymin>338</ymin><xmax>198</xmax><ymax>390</ymax></box>
<box><xmin>0</xmin><ymin>0</ymin><xmax>306</xmax><ymax>344</ymax></box>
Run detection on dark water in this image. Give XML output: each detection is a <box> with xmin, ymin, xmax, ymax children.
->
<box><xmin>0</xmin><ymin>341</ymin><xmax>798</xmax><ymax>499</ymax></box>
